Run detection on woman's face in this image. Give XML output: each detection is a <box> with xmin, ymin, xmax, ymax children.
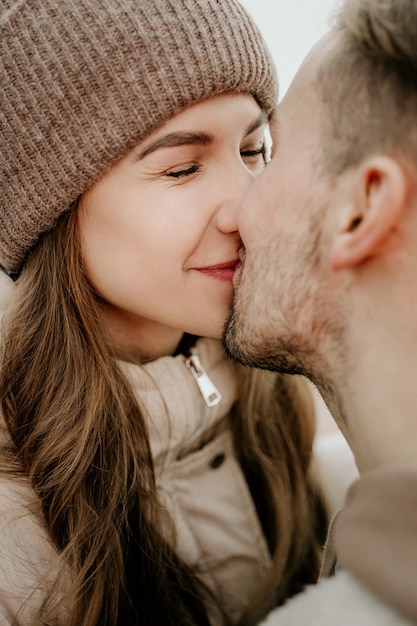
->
<box><xmin>78</xmin><ymin>93</ymin><xmax>267</xmax><ymax>358</ymax></box>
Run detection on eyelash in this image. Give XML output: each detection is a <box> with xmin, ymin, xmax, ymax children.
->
<box><xmin>166</xmin><ymin>164</ymin><xmax>200</xmax><ymax>178</ymax></box>
<box><xmin>241</xmin><ymin>146</ymin><xmax>266</xmax><ymax>159</ymax></box>
<box><xmin>165</xmin><ymin>144</ymin><xmax>266</xmax><ymax>179</ymax></box>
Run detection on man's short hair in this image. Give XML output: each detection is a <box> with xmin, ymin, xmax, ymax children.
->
<box><xmin>316</xmin><ymin>0</ymin><xmax>417</xmax><ymax>176</ymax></box>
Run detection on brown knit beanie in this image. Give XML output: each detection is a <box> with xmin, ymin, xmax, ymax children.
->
<box><xmin>0</xmin><ymin>0</ymin><xmax>277</xmax><ymax>273</ymax></box>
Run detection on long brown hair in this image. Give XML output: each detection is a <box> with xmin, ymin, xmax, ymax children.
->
<box><xmin>0</xmin><ymin>207</ymin><xmax>325</xmax><ymax>625</ymax></box>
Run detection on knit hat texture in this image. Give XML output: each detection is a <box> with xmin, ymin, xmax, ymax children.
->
<box><xmin>0</xmin><ymin>0</ymin><xmax>277</xmax><ymax>272</ymax></box>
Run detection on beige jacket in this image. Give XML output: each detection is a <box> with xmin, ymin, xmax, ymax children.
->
<box><xmin>0</xmin><ymin>271</ymin><xmax>271</xmax><ymax>624</ymax></box>
<box><xmin>120</xmin><ymin>337</ymin><xmax>272</xmax><ymax>622</ymax></box>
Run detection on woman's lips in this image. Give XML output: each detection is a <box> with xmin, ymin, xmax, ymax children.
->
<box><xmin>197</xmin><ymin>259</ymin><xmax>240</xmax><ymax>282</ymax></box>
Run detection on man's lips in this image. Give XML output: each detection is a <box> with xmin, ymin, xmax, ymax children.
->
<box><xmin>197</xmin><ymin>259</ymin><xmax>240</xmax><ymax>281</ymax></box>
<box><xmin>232</xmin><ymin>247</ymin><xmax>245</xmax><ymax>287</ymax></box>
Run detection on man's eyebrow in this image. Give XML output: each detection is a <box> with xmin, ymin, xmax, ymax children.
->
<box><xmin>136</xmin><ymin>132</ymin><xmax>213</xmax><ymax>160</ymax></box>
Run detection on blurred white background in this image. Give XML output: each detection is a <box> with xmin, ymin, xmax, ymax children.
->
<box><xmin>239</xmin><ymin>0</ymin><xmax>339</xmax><ymax>97</ymax></box>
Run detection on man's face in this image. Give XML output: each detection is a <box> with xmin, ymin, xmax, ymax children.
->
<box><xmin>224</xmin><ymin>48</ymin><xmax>347</xmax><ymax>385</ymax></box>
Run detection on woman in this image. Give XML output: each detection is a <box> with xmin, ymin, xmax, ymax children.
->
<box><xmin>0</xmin><ymin>1</ymin><xmax>327</xmax><ymax>624</ymax></box>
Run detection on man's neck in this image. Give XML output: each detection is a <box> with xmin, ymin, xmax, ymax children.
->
<box><xmin>322</xmin><ymin>321</ymin><xmax>417</xmax><ymax>473</ymax></box>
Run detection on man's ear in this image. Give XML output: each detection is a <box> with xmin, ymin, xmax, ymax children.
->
<box><xmin>331</xmin><ymin>157</ymin><xmax>407</xmax><ymax>271</ymax></box>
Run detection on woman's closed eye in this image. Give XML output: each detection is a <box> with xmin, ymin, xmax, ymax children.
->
<box><xmin>241</xmin><ymin>143</ymin><xmax>267</xmax><ymax>172</ymax></box>
<box><xmin>163</xmin><ymin>142</ymin><xmax>266</xmax><ymax>179</ymax></box>
<box><xmin>165</xmin><ymin>164</ymin><xmax>201</xmax><ymax>178</ymax></box>
<box><xmin>241</xmin><ymin>146</ymin><xmax>265</xmax><ymax>159</ymax></box>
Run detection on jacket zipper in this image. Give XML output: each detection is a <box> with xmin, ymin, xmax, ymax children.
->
<box><xmin>185</xmin><ymin>349</ymin><xmax>222</xmax><ymax>407</ymax></box>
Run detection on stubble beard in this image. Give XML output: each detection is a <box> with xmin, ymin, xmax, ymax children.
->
<box><xmin>222</xmin><ymin>244</ymin><xmax>316</xmax><ymax>376</ymax></box>
<box><xmin>223</xmin><ymin>286</ymin><xmax>321</xmax><ymax>380</ymax></box>
<box><xmin>223</xmin><ymin>219</ymin><xmax>344</xmax><ymax>391</ymax></box>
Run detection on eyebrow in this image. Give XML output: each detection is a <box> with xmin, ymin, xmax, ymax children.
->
<box><xmin>246</xmin><ymin>111</ymin><xmax>268</xmax><ymax>136</ymax></box>
<box><xmin>137</xmin><ymin>132</ymin><xmax>213</xmax><ymax>160</ymax></box>
<box><xmin>136</xmin><ymin>111</ymin><xmax>268</xmax><ymax>161</ymax></box>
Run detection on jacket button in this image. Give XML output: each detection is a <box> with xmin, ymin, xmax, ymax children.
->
<box><xmin>210</xmin><ymin>453</ymin><xmax>225</xmax><ymax>469</ymax></box>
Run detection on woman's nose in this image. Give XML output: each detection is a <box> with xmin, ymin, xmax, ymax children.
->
<box><xmin>214</xmin><ymin>162</ymin><xmax>256</xmax><ymax>234</ymax></box>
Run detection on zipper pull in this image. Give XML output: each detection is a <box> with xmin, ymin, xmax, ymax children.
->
<box><xmin>185</xmin><ymin>351</ymin><xmax>222</xmax><ymax>407</ymax></box>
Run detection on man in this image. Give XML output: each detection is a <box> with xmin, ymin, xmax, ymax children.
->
<box><xmin>224</xmin><ymin>0</ymin><xmax>417</xmax><ymax>623</ymax></box>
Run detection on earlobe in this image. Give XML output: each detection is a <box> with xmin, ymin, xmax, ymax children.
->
<box><xmin>331</xmin><ymin>157</ymin><xmax>407</xmax><ymax>271</ymax></box>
